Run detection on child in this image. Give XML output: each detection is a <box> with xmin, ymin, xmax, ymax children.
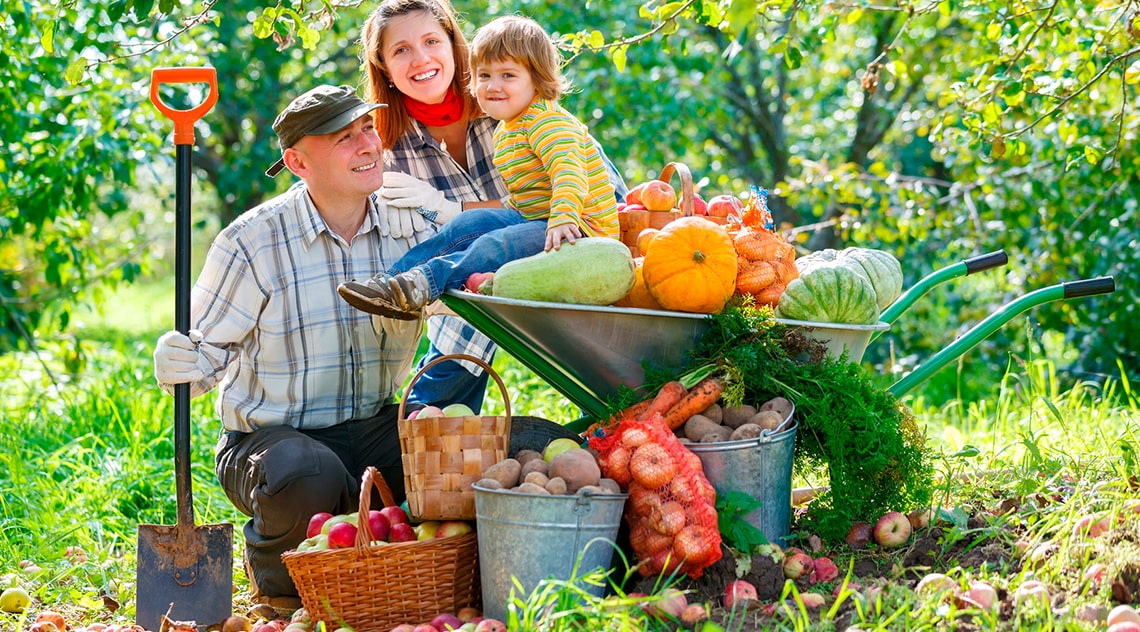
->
<box><xmin>338</xmin><ymin>14</ymin><xmax>620</xmax><ymax>319</ymax></box>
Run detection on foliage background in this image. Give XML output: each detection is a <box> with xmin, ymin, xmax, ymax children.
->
<box><xmin>2</xmin><ymin>0</ymin><xmax>1136</xmax><ymax>403</ymax></box>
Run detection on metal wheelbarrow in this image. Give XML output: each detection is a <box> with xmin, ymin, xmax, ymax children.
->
<box><xmin>440</xmin><ymin>251</ymin><xmax>1114</xmax><ymax>429</ymax></box>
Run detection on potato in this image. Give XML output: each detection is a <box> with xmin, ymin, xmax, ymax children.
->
<box><xmin>749</xmin><ymin>410</ymin><xmax>786</xmax><ymax>432</ymax></box>
<box><xmin>760</xmin><ymin>397</ymin><xmax>794</xmax><ymax>420</ymax></box>
<box><xmin>730</xmin><ymin>423</ymin><xmax>764</xmax><ymax>441</ymax></box>
<box><xmin>475</xmin><ymin>477</ymin><xmax>503</xmax><ymax>490</ymax></box>
<box><xmin>599</xmin><ymin>478</ymin><xmax>622</xmax><ymax>494</ymax></box>
<box><xmin>515</xmin><ymin>449</ymin><xmax>545</xmax><ymax>466</ymax></box>
<box><xmin>517</xmin><ymin>482</ymin><xmax>550</xmax><ymax>495</ymax></box>
<box><xmin>701</xmin><ymin>402</ymin><xmax>723</xmax><ymax>424</ymax></box>
<box><xmin>524</xmin><ymin>471</ymin><xmax>550</xmax><ymax>488</ymax></box>
<box><xmin>520</xmin><ymin>458</ymin><xmax>550</xmax><ymax>479</ymax></box>
<box><xmin>545</xmin><ymin>476</ymin><xmax>568</xmax><ymax>495</ymax></box>
<box><xmin>721</xmin><ymin>405</ymin><xmax>757</xmax><ymax>429</ymax></box>
<box><xmin>683</xmin><ymin>414</ymin><xmax>723</xmax><ymax>442</ymax></box>
<box><xmin>699</xmin><ymin>426</ymin><xmax>732</xmax><ymax>443</ymax></box>
<box><xmin>577</xmin><ymin>485</ymin><xmax>606</xmax><ymax>495</ymax></box>
<box><xmin>549</xmin><ymin>448</ymin><xmax>602</xmax><ymax>493</ymax></box>
<box><xmin>482</xmin><ymin>458</ymin><xmax>522</xmax><ymax>488</ymax></box>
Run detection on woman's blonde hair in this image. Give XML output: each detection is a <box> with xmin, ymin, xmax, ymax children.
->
<box><xmin>359</xmin><ymin>0</ymin><xmax>481</xmax><ymax>148</ymax></box>
<box><xmin>470</xmin><ymin>15</ymin><xmax>568</xmax><ymax>102</ymax></box>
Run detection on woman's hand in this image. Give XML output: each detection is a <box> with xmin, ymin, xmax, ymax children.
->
<box><xmin>544</xmin><ymin>223</ymin><xmax>582</xmax><ymax>251</ymax></box>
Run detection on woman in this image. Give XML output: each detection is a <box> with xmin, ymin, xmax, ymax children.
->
<box><xmin>359</xmin><ymin>0</ymin><xmax>626</xmax><ymax>412</ymax></box>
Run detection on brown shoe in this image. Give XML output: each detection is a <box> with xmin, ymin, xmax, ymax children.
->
<box><xmin>338</xmin><ymin>269</ymin><xmax>430</xmax><ymax>320</ymax></box>
<box><xmin>244</xmin><ymin>555</ymin><xmax>303</xmax><ymax>614</ymax></box>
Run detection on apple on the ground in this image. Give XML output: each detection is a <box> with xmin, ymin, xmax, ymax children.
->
<box><xmin>306</xmin><ymin>511</ymin><xmax>334</xmax><ymax>538</ymax></box>
<box><xmin>782</xmin><ymin>552</ymin><xmax>813</xmax><ymax>579</ymax></box>
<box><xmin>845</xmin><ymin>521</ymin><xmax>873</xmax><ymax>549</ymax></box>
<box><xmin>722</xmin><ymin>580</ymin><xmax>758</xmax><ymax>609</ymax></box>
<box><xmin>647</xmin><ymin>588</ymin><xmax>688</xmax><ymax>619</ymax></box>
<box><xmin>873</xmin><ymin>511</ymin><xmax>912</xmax><ymax>547</ymax></box>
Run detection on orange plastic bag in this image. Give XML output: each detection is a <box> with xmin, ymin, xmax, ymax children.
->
<box><xmin>589</xmin><ymin>416</ymin><xmax>722</xmax><ymax>578</ymax></box>
<box><xmin>729</xmin><ymin>187</ymin><xmax>798</xmax><ymax>307</ymax></box>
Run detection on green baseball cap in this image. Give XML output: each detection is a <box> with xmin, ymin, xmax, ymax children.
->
<box><xmin>265</xmin><ymin>85</ymin><xmax>386</xmax><ymax>177</ymax></box>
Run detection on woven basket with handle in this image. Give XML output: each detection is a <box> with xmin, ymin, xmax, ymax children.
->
<box><xmin>618</xmin><ymin>162</ymin><xmax>728</xmax><ymax>257</ymax></box>
<box><xmin>398</xmin><ymin>353</ymin><xmax>511</xmax><ymax>521</ymax></box>
<box><xmin>282</xmin><ymin>466</ymin><xmax>480</xmax><ymax>629</ymax></box>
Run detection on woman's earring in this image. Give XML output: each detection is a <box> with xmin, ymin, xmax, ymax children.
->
<box><xmin>388</xmin><ymin>81</ymin><xmax>394</xmax><ymax>88</ymax></box>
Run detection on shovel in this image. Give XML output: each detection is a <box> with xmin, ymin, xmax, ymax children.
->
<box><xmin>137</xmin><ymin>67</ymin><xmax>233</xmax><ymax>632</ymax></box>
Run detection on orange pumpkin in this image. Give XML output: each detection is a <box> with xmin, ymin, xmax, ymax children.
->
<box><xmin>642</xmin><ymin>217</ymin><xmax>737</xmax><ymax>313</ymax></box>
<box><xmin>612</xmin><ymin>258</ymin><xmax>664</xmax><ymax>310</ymax></box>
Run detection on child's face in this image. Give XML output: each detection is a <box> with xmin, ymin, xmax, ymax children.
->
<box><xmin>474</xmin><ymin>58</ymin><xmax>537</xmax><ymax>122</ymax></box>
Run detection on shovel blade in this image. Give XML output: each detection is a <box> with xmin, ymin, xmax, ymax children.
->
<box><xmin>137</xmin><ymin>522</ymin><xmax>233</xmax><ymax>632</ymax></box>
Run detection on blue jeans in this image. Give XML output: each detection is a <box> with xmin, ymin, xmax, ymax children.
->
<box><xmin>388</xmin><ymin>208</ymin><xmax>547</xmax><ymax>301</ymax></box>
<box><xmin>406</xmin><ymin>340</ymin><xmax>493</xmax><ymax>412</ymax></box>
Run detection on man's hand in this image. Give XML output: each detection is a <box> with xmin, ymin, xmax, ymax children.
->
<box><xmin>153</xmin><ymin>330</ymin><xmax>212</xmax><ymax>385</ymax></box>
<box><xmin>545</xmin><ymin>223</ymin><xmax>582</xmax><ymax>251</ymax></box>
<box><xmin>380</xmin><ymin>172</ymin><xmax>462</xmax><ymax>225</ymax></box>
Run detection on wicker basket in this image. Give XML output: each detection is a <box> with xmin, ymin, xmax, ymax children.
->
<box><xmin>398</xmin><ymin>354</ymin><xmax>511</xmax><ymax>521</ymax></box>
<box><xmin>618</xmin><ymin>162</ymin><xmax>727</xmax><ymax>257</ymax></box>
<box><xmin>282</xmin><ymin>466</ymin><xmax>480</xmax><ymax>629</ymax></box>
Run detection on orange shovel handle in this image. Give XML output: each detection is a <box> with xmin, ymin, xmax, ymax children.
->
<box><xmin>150</xmin><ymin>67</ymin><xmax>219</xmax><ymax>146</ymax></box>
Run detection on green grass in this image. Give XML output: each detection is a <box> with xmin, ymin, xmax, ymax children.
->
<box><xmin>2</xmin><ymin>283</ymin><xmax>1138</xmax><ymax>630</ymax></box>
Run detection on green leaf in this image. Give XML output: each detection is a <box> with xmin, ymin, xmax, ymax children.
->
<box><xmin>611</xmin><ymin>45</ymin><xmax>627</xmax><ymax>73</ymax></box>
<box><xmin>297</xmin><ymin>24</ymin><xmax>320</xmax><ymax>50</ymax></box>
<box><xmin>64</xmin><ymin>57</ymin><xmax>87</xmax><ymax>85</ymax></box>
<box><xmin>1083</xmin><ymin>145</ymin><xmax>1103</xmax><ymax>165</ymax></box>
<box><xmin>106</xmin><ymin>0</ymin><xmax>128</xmax><ymax>22</ymax></box>
<box><xmin>252</xmin><ymin>8</ymin><xmax>277</xmax><ymax>39</ymax></box>
<box><xmin>985</xmin><ymin>22</ymin><xmax>1001</xmax><ymax>41</ymax></box>
<box><xmin>134</xmin><ymin>0</ymin><xmax>155</xmax><ymax>19</ymax></box>
<box><xmin>1125</xmin><ymin>60</ymin><xmax>1140</xmax><ymax>85</ymax></box>
<box><xmin>768</xmin><ymin>38</ymin><xmax>788</xmax><ymax>55</ymax></box>
<box><xmin>40</xmin><ymin>22</ymin><xmax>54</xmax><ymax>54</ymax></box>
<box><xmin>588</xmin><ymin>29</ymin><xmax>604</xmax><ymax>49</ymax></box>
<box><xmin>159</xmin><ymin>0</ymin><xmax>177</xmax><ymax>13</ymax></box>
<box><xmin>846</xmin><ymin>7</ymin><xmax>863</xmax><ymax>25</ymax></box>
<box><xmin>784</xmin><ymin>45</ymin><xmax>803</xmax><ymax>70</ymax></box>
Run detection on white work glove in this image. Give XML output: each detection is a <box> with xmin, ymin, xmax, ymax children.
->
<box><xmin>376</xmin><ymin>203</ymin><xmax>426</xmax><ymax>239</ymax></box>
<box><xmin>380</xmin><ymin>172</ymin><xmax>462</xmax><ymax>227</ymax></box>
<box><xmin>153</xmin><ymin>330</ymin><xmax>213</xmax><ymax>386</ymax></box>
<box><xmin>372</xmin><ymin>313</ymin><xmax>425</xmax><ymax>396</ymax></box>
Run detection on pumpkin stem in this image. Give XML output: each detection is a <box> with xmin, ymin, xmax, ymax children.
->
<box><xmin>692</xmin><ymin>249</ymin><xmax>706</xmax><ymax>263</ymax></box>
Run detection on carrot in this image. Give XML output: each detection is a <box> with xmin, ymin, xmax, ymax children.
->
<box><xmin>618</xmin><ymin>400</ymin><xmax>652</xmax><ymax>421</ymax></box>
<box><xmin>636</xmin><ymin>381</ymin><xmax>688</xmax><ymax>421</ymax></box>
<box><xmin>660</xmin><ymin>376</ymin><xmax>725</xmax><ymax>430</ymax></box>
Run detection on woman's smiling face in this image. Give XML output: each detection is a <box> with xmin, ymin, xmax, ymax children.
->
<box><xmin>379</xmin><ymin>10</ymin><xmax>456</xmax><ymax>105</ymax></box>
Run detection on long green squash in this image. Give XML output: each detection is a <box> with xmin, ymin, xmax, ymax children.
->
<box><xmin>490</xmin><ymin>237</ymin><xmax>636</xmax><ymax>305</ymax></box>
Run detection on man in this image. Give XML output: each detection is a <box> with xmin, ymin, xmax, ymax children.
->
<box><xmin>152</xmin><ymin>85</ymin><xmax>423</xmax><ymax>609</ymax></box>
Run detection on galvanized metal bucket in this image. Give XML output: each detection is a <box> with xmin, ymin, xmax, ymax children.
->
<box><xmin>688</xmin><ymin>413</ymin><xmax>798</xmax><ymax>547</ymax></box>
<box><xmin>473</xmin><ymin>485</ymin><xmax>627</xmax><ymax>622</ymax></box>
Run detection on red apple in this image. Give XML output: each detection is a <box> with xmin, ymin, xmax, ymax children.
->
<box><xmin>388</xmin><ymin>522</ymin><xmax>416</xmax><ymax>542</ymax></box>
<box><xmin>626</xmin><ymin>182</ymin><xmax>647</xmax><ymax>206</ymax></box>
<box><xmin>706</xmin><ymin>194</ymin><xmax>743</xmax><ymax>218</ymax></box>
<box><xmin>1108</xmin><ymin>623</ymin><xmax>1140</xmax><ymax>632</ymax></box>
<box><xmin>429</xmin><ymin>613</ymin><xmax>463</xmax><ymax>631</ymax></box>
<box><xmin>464</xmin><ymin>272</ymin><xmax>493</xmax><ymax>293</ymax></box>
<box><xmin>473</xmin><ymin>620</ymin><xmax>507</xmax><ymax>632</ymax></box>
<box><xmin>1012</xmin><ymin>580</ymin><xmax>1050</xmax><ymax>608</ymax></box>
<box><xmin>411</xmin><ymin>625</ymin><xmax>439</xmax><ymax>632</ymax></box>
<box><xmin>435</xmin><ymin>520</ymin><xmax>474</xmax><ymax>538</ymax></box>
<box><xmin>915</xmin><ymin>572</ymin><xmax>956</xmax><ymax>599</ymax></box>
<box><xmin>691</xmin><ymin>193</ymin><xmax>708</xmax><ymax>216</ymax></box>
<box><xmin>623</xmin><ymin>202</ymin><xmax>648</xmax><ymax>213</ymax></box>
<box><xmin>366</xmin><ymin>510</ymin><xmax>391</xmax><ymax>542</ymax></box>
<box><xmin>456</xmin><ymin>607</ymin><xmax>481</xmax><ymax>622</ymax></box>
<box><xmin>845</xmin><ymin>521</ymin><xmax>873</xmax><ymax>549</ymax></box>
<box><xmin>1108</xmin><ymin>605</ymin><xmax>1140</xmax><ymax>626</ymax></box>
<box><xmin>873</xmin><ymin>511</ymin><xmax>912</xmax><ymax>547</ymax></box>
<box><xmin>647</xmin><ymin>587</ymin><xmax>688</xmax><ymax>619</ymax></box>
<box><xmin>782</xmin><ymin>552</ymin><xmax>813</xmax><ymax>579</ymax></box>
<box><xmin>306</xmin><ymin>512</ymin><xmax>334</xmax><ymax>539</ymax></box>
<box><xmin>680</xmin><ymin>603</ymin><xmax>708</xmax><ymax>624</ymax></box>
<box><xmin>327</xmin><ymin>521</ymin><xmax>357</xmax><ymax>549</ymax></box>
<box><xmin>811</xmin><ymin>556</ymin><xmax>839</xmax><ymax>584</ymax></box>
<box><xmin>388</xmin><ymin>626</ymin><xmax>416</xmax><ymax>632</ymax></box>
<box><xmin>639</xmin><ymin>180</ymin><xmax>677</xmax><ymax>211</ymax></box>
<box><xmin>800</xmin><ymin>592</ymin><xmax>826</xmax><ymax>608</ymax></box>
<box><xmin>908</xmin><ymin>507</ymin><xmax>935</xmax><ymax>530</ymax></box>
<box><xmin>722</xmin><ymin>579</ymin><xmax>758</xmax><ymax>609</ymax></box>
<box><xmin>379</xmin><ymin>505</ymin><xmax>411</xmax><ymax>526</ymax></box>
<box><xmin>957</xmin><ymin>580</ymin><xmax>998</xmax><ymax>611</ymax></box>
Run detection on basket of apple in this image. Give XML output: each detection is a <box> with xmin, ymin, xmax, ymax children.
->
<box><xmin>282</xmin><ymin>466</ymin><xmax>481</xmax><ymax>630</ymax></box>
<box><xmin>397</xmin><ymin>354</ymin><xmax>513</xmax><ymax>522</ymax></box>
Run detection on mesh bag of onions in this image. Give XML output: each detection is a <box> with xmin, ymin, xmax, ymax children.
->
<box><xmin>588</xmin><ymin>416</ymin><xmax>722</xmax><ymax>578</ymax></box>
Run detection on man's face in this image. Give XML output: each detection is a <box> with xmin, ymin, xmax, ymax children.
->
<box><xmin>287</xmin><ymin>115</ymin><xmax>384</xmax><ymax>198</ymax></box>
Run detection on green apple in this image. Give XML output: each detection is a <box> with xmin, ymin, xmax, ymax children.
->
<box><xmin>543</xmin><ymin>437</ymin><xmax>582</xmax><ymax>463</ymax></box>
<box><xmin>0</xmin><ymin>586</ymin><xmax>31</xmax><ymax>613</ymax></box>
<box><xmin>414</xmin><ymin>520</ymin><xmax>440</xmax><ymax>540</ymax></box>
<box><xmin>320</xmin><ymin>513</ymin><xmax>353</xmax><ymax>535</ymax></box>
<box><xmin>442</xmin><ymin>403</ymin><xmax>475</xmax><ymax>417</ymax></box>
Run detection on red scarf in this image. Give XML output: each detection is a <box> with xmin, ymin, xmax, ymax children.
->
<box><xmin>402</xmin><ymin>86</ymin><xmax>465</xmax><ymax>127</ymax></box>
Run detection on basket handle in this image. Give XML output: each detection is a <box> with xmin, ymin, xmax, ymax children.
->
<box><xmin>397</xmin><ymin>353</ymin><xmax>512</xmax><ymax>423</ymax></box>
<box><xmin>658</xmin><ymin>162</ymin><xmax>695</xmax><ymax>217</ymax></box>
<box><xmin>354</xmin><ymin>466</ymin><xmax>397</xmax><ymax>553</ymax></box>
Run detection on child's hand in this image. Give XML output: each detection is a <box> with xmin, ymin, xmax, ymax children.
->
<box><xmin>545</xmin><ymin>224</ymin><xmax>582</xmax><ymax>251</ymax></box>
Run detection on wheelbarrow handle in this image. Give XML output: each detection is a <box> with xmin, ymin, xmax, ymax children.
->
<box><xmin>887</xmin><ymin>275</ymin><xmax>1116</xmax><ymax>396</ymax></box>
<box><xmin>876</xmin><ymin>249</ymin><xmax>1008</xmax><ymax>335</ymax></box>
<box><xmin>150</xmin><ymin>67</ymin><xmax>219</xmax><ymax>146</ymax></box>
